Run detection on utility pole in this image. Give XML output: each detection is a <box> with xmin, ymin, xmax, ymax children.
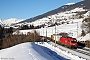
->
<box><xmin>77</xmin><ymin>22</ymin><xmax>78</xmax><ymax>38</ymax></box>
<box><xmin>46</xmin><ymin>28</ymin><xmax>47</xmax><ymax>38</ymax></box>
<box><xmin>55</xmin><ymin>14</ymin><xmax>57</xmax><ymax>47</ymax></box>
<box><xmin>55</xmin><ymin>22</ymin><xmax>57</xmax><ymax>47</ymax></box>
<box><xmin>52</xmin><ymin>29</ymin><xmax>53</xmax><ymax>35</ymax></box>
<box><xmin>43</xmin><ymin>29</ymin><xmax>44</xmax><ymax>36</ymax></box>
<box><xmin>46</xmin><ymin>26</ymin><xmax>48</xmax><ymax>40</ymax></box>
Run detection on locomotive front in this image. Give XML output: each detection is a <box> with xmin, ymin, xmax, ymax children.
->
<box><xmin>70</xmin><ymin>38</ymin><xmax>78</xmax><ymax>48</ymax></box>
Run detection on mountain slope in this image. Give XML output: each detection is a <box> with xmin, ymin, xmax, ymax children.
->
<box><xmin>0</xmin><ymin>20</ymin><xmax>5</xmax><ymax>27</ymax></box>
<box><xmin>19</xmin><ymin>0</ymin><xmax>90</xmax><ymax>23</ymax></box>
<box><xmin>12</xmin><ymin>0</ymin><xmax>90</xmax><ymax>41</ymax></box>
<box><xmin>0</xmin><ymin>18</ymin><xmax>24</xmax><ymax>26</ymax></box>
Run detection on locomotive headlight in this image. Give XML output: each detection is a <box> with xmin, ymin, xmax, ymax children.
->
<box><xmin>72</xmin><ymin>44</ymin><xmax>75</xmax><ymax>45</ymax></box>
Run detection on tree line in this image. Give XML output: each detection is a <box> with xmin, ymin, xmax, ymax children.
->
<box><xmin>0</xmin><ymin>25</ymin><xmax>41</xmax><ymax>49</ymax></box>
<box><xmin>0</xmin><ymin>26</ymin><xmax>14</xmax><ymax>49</ymax></box>
<box><xmin>20</xmin><ymin>24</ymin><xmax>45</xmax><ymax>30</ymax></box>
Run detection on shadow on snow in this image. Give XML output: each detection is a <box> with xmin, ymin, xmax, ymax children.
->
<box><xmin>31</xmin><ymin>43</ymin><xmax>69</xmax><ymax>60</ymax></box>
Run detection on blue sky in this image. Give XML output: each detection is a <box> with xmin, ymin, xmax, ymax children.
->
<box><xmin>0</xmin><ymin>0</ymin><xmax>82</xmax><ymax>19</ymax></box>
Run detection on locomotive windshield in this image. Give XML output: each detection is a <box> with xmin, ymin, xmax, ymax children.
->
<box><xmin>71</xmin><ymin>40</ymin><xmax>77</xmax><ymax>43</ymax></box>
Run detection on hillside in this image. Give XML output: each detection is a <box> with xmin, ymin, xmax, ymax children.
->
<box><xmin>19</xmin><ymin>0</ymin><xmax>90</xmax><ymax>23</ymax></box>
<box><xmin>12</xmin><ymin>0</ymin><xmax>90</xmax><ymax>41</ymax></box>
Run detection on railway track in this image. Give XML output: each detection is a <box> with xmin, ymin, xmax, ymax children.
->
<box><xmin>83</xmin><ymin>48</ymin><xmax>90</xmax><ymax>52</ymax></box>
<box><xmin>73</xmin><ymin>49</ymin><xmax>90</xmax><ymax>56</ymax></box>
<box><xmin>49</xmin><ymin>41</ymin><xmax>90</xmax><ymax>56</ymax></box>
<box><xmin>47</xmin><ymin>41</ymin><xmax>90</xmax><ymax>60</ymax></box>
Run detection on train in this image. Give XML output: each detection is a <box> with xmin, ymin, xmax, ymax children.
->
<box><xmin>59</xmin><ymin>36</ymin><xmax>78</xmax><ymax>48</ymax></box>
<box><xmin>51</xmin><ymin>34</ymin><xmax>78</xmax><ymax>48</ymax></box>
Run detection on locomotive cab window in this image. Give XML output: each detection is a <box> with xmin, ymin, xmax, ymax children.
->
<box><xmin>71</xmin><ymin>40</ymin><xmax>77</xmax><ymax>43</ymax></box>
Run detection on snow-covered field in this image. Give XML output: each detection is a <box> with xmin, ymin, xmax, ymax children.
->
<box><xmin>0</xmin><ymin>42</ymin><xmax>54</xmax><ymax>60</ymax></box>
<box><xmin>0</xmin><ymin>42</ymin><xmax>89</xmax><ymax>60</ymax></box>
<box><xmin>0</xmin><ymin>42</ymin><xmax>66</xmax><ymax>60</ymax></box>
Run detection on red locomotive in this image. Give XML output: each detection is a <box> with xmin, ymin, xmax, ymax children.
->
<box><xmin>59</xmin><ymin>36</ymin><xmax>78</xmax><ymax>48</ymax></box>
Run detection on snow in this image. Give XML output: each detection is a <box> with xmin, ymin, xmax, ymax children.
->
<box><xmin>31</xmin><ymin>18</ymin><xmax>50</xmax><ymax>26</ymax></box>
<box><xmin>65</xmin><ymin>3</ymin><xmax>75</xmax><ymax>5</ymax></box>
<box><xmin>14</xmin><ymin>7</ymin><xmax>86</xmax><ymax>27</ymax></box>
<box><xmin>0</xmin><ymin>3</ymin><xmax>90</xmax><ymax>60</ymax></box>
<box><xmin>13</xmin><ymin>7</ymin><xmax>90</xmax><ymax>41</ymax></box>
<box><xmin>70</xmin><ymin>7</ymin><xmax>86</xmax><ymax>12</ymax></box>
<box><xmin>14</xmin><ymin>18</ymin><xmax>89</xmax><ymax>41</ymax></box>
<box><xmin>13</xmin><ymin>8</ymin><xmax>90</xmax><ymax>41</ymax></box>
<box><xmin>0</xmin><ymin>19</ymin><xmax>5</xmax><ymax>27</ymax></box>
<box><xmin>0</xmin><ymin>42</ymin><xmax>55</xmax><ymax>60</ymax></box>
<box><xmin>84</xmin><ymin>11</ymin><xmax>90</xmax><ymax>18</ymax></box>
<box><xmin>43</xmin><ymin>42</ymin><xmax>89</xmax><ymax>60</ymax></box>
<box><xmin>13</xmin><ymin>17</ymin><xmax>90</xmax><ymax>41</ymax></box>
<box><xmin>1</xmin><ymin>18</ymin><xmax>24</xmax><ymax>26</ymax></box>
<box><xmin>78</xmin><ymin>33</ymin><xmax>90</xmax><ymax>41</ymax></box>
<box><xmin>0</xmin><ymin>42</ymin><xmax>89</xmax><ymax>60</ymax></box>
